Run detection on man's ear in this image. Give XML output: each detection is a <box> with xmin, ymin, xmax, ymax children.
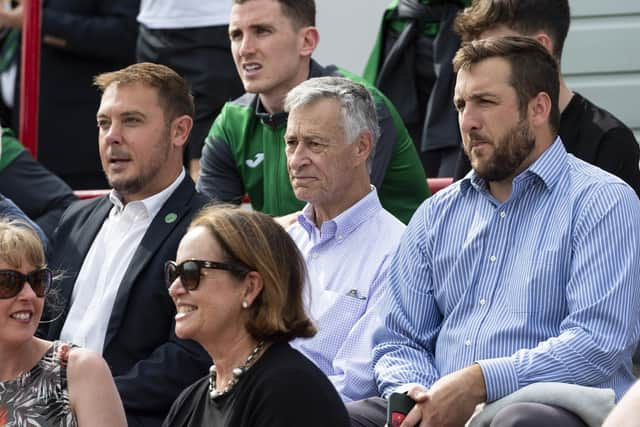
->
<box><xmin>353</xmin><ymin>130</ymin><xmax>373</xmax><ymax>167</ymax></box>
<box><xmin>533</xmin><ymin>32</ymin><xmax>555</xmax><ymax>57</ymax></box>
<box><xmin>242</xmin><ymin>271</ymin><xmax>264</xmax><ymax>308</ymax></box>
<box><xmin>529</xmin><ymin>91</ymin><xmax>553</xmax><ymax>128</ymax></box>
<box><xmin>299</xmin><ymin>26</ymin><xmax>319</xmax><ymax>57</ymax></box>
<box><xmin>171</xmin><ymin>115</ymin><xmax>193</xmax><ymax>149</ymax></box>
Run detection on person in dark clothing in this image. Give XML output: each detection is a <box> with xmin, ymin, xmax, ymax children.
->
<box><xmin>0</xmin><ymin>0</ymin><xmax>140</xmax><ymax>190</ymax></box>
<box><xmin>362</xmin><ymin>0</ymin><xmax>471</xmax><ymax>177</ymax></box>
<box><xmin>136</xmin><ymin>1</ymin><xmax>244</xmax><ymax>181</ymax></box>
<box><xmin>452</xmin><ymin>0</ymin><xmax>640</xmax><ymax>198</ymax></box>
<box><xmin>163</xmin><ymin>206</ymin><xmax>350</xmax><ymax>427</ymax></box>
<box><xmin>0</xmin><ymin>126</ymin><xmax>77</xmax><ymax>239</ymax></box>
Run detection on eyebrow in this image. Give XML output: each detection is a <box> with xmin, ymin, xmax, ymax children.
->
<box><xmin>229</xmin><ymin>22</ymin><xmax>275</xmax><ymax>34</ymax></box>
<box><xmin>468</xmin><ymin>92</ymin><xmax>499</xmax><ymax>101</ymax></box>
<box><xmin>96</xmin><ymin>110</ymin><xmax>146</xmax><ymax>121</ymax></box>
<box><xmin>120</xmin><ymin>111</ymin><xmax>145</xmax><ymax>118</ymax></box>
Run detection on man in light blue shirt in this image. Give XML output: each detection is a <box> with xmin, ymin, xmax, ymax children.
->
<box><xmin>284</xmin><ymin>76</ymin><xmax>405</xmax><ymax>402</ymax></box>
<box><xmin>349</xmin><ymin>37</ymin><xmax>640</xmax><ymax>427</ymax></box>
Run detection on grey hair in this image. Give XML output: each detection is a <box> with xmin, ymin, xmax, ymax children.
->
<box><xmin>284</xmin><ymin>76</ymin><xmax>380</xmax><ymax>166</ymax></box>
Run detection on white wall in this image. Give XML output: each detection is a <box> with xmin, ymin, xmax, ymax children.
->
<box><xmin>314</xmin><ymin>0</ymin><xmax>390</xmax><ymax>75</ymax></box>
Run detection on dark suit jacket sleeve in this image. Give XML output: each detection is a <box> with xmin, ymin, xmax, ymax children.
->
<box><xmin>0</xmin><ymin>194</ymin><xmax>49</xmax><ymax>250</ymax></box>
<box><xmin>114</xmin><ymin>331</ymin><xmax>211</xmax><ymax>420</ymax></box>
<box><xmin>41</xmin><ymin>0</ymin><xmax>139</xmax><ymax>63</ymax></box>
<box><xmin>0</xmin><ymin>151</ymin><xmax>77</xmax><ymax>239</ymax></box>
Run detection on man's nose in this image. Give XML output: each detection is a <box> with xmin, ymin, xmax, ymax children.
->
<box><xmin>287</xmin><ymin>142</ymin><xmax>310</xmax><ymax>169</ymax></box>
<box><xmin>459</xmin><ymin>105</ymin><xmax>482</xmax><ymax>134</ymax></box>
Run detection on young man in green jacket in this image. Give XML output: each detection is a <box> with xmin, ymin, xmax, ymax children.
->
<box><xmin>197</xmin><ymin>0</ymin><xmax>429</xmax><ymax>224</ymax></box>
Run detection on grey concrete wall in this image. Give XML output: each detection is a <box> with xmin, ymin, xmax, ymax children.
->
<box><xmin>314</xmin><ymin>0</ymin><xmax>390</xmax><ymax>74</ymax></box>
<box><xmin>314</xmin><ymin>0</ymin><xmax>639</xmax><ymax>139</ymax></box>
<box><xmin>564</xmin><ymin>0</ymin><xmax>640</xmax><ymax>140</ymax></box>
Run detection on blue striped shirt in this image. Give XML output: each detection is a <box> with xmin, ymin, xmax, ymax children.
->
<box><xmin>374</xmin><ymin>138</ymin><xmax>640</xmax><ymax>402</ymax></box>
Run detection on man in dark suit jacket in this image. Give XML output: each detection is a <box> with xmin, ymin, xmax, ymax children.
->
<box><xmin>41</xmin><ymin>63</ymin><xmax>210</xmax><ymax>426</ymax></box>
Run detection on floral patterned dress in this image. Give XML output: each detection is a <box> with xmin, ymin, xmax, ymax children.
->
<box><xmin>0</xmin><ymin>341</ymin><xmax>78</xmax><ymax>427</ymax></box>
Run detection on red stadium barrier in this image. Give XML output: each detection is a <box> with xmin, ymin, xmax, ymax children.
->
<box><xmin>74</xmin><ymin>180</ymin><xmax>454</xmax><ymax>202</ymax></box>
<box><xmin>428</xmin><ymin>177</ymin><xmax>453</xmax><ymax>195</ymax></box>
<box><xmin>20</xmin><ymin>0</ymin><xmax>42</xmax><ymax>158</ymax></box>
<box><xmin>74</xmin><ymin>189</ymin><xmax>110</xmax><ymax>200</ymax></box>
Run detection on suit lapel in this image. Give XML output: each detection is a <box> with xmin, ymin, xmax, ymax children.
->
<box><xmin>46</xmin><ymin>197</ymin><xmax>111</xmax><ymax>340</ymax></box>
<box><xmin>103</xmin><ymin>176</ymin><xmax>196</xmax><ymax>348</ymax></box>
<box><xmin>59</xmin><ymin>198</ymin><xmax>112</xmax><ymax>305</ymax></box>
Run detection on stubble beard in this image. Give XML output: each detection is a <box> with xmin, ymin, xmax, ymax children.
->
<box><xmin>106</xmin><ymin>133</ymin><xmax>172</xmax><ymax>197</ymax></box>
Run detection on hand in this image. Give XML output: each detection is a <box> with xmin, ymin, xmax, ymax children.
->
<box><xmin>401</xmin><ymin>365</ymin><xmax>487</xmax><ymax>427</ymax></box>
<box><xmin>0</xmin><ymin>4</ymin><xmax>23</xmax><ymax>29</ymax></box>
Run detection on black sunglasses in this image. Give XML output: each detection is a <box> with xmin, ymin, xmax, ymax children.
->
<box><xmin>165</xmin><ymin>260</ymin><xmax>251</xmax><ymax>291</ymax></box>
<box><xmin>0</xmin><ymin>268</ymin><xmax>52</xmax><ymax>299</ymax></box>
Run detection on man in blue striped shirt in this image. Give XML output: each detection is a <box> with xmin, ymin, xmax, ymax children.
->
<box><xmin>349</xmin><ymin>37</ymin><xmax>640</xmax><ymax>427</ymax></box>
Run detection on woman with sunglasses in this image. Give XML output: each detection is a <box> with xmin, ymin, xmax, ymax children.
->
<box><xmin>163</xmin><ymin>205</ymin><xmax>350</xmax><ymax>427</ymax></box>
<box><xmin>0</xmin><ymin>219</ymin><xmax>126</xmax><ymax>426</ymax></box>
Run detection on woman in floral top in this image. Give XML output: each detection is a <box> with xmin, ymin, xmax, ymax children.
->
<box><xmin>0</xmin><ymin>219</ymin><xmax>126</xmax><ymax>426</ymax></box>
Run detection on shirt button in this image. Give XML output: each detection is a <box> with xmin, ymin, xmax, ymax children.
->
<box><xmin>480</xmin><ymin>298</ymin><xmax>486</xmax><ymax>306</ymax></box>
<box><xmin>312</xmin><ymin>253</ymin><xmax>319</xmax><ymax>259</ymax></box>
<box><xmin>489</xmin><ymin>255</ymin><xmax>497</xmax><ymax>263</ymax></box>
<box><xmin>465</xmin><ymin>340</ymin><xmax>472</xmax><ymax>346</ymax></box>
<box><xmin>500</xmin><ymin>211</ymin><xmax>506</xmax><ymax>218</ymax></box>
<box><xmin>336</xmin><ymin>235</ymin><xmax>343</xmax><ymax>241</ymax></box>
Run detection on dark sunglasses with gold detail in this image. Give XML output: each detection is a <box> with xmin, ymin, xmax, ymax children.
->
<box><xmin>0</xmin><ymin>268</ymin><xmax>53</xmax><ymax>299</ymax></box>
<box><xmin>165</xmin><ymin>260</ymin><xmax>252</xmax><ymax>292</ymax></box>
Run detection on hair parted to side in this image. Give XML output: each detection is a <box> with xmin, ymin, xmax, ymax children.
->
<box><xmin>453</xmin><ymin>36</ymin><xmax>560</xmax><ymax>132</ymax></box>
<box><xmin>94</xmin><ymin>62</ymin><xmax>195</xmax><ymax>123</ymax></box>
<box><xmin>284</xmin><ymin>76</ymin><xmax>380</xmax><ymax>162</ymax></box>
<box><xmin>454</xmin><ymin>0</ymin><xmax>570</xmax><ymax>60</ymax></box>
<box><xmin>0</xmin><ymin>219</ymin><xmax>46</xmax><ymax>269</ymax></box>
<box><xmin>189</xmin><ymin>204</ymin><xmax>316</xmax><ymax>342</ymax></box>
<box><xmin>232</xmin><ymin>0</ymin><xmax>315</xmax><ymax>28</ymax></box>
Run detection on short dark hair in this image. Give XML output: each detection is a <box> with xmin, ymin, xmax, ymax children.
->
<box><xmin>454</xmin><ymin>0</ymin><xmax>570</xmax><ymax>60</ymax></box>
<box><xmin>190</xmin><ymin>205</ymin><xmax>316</xmax><ymax>342</ymax></box>
<box><xmin>94</xmin><ymin>62</ymin><xmax>195</xmax><ymax>123</ymax></box>
<box><xmin>453</xmin><ymin>36</ymin><xmax>560</xmax><ymax>132</ymax></box>
<box><xmin>233</xmin><ymin>0</ymin><xmax>316</xmax><ymax>27</ymax></box>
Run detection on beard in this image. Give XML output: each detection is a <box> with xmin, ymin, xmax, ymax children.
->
<box><xmin>467</xmin><ymin>118</ymin><xmax>536</xmax><ymax>182</ymax></box>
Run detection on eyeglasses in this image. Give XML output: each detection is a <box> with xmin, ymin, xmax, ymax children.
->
<box><xmin>0</xmin><ymin>268</ymin><xmax>52</xmax><ymax>299</ymax></box>
<box><xmin>164</xmin><ymin>260</ymin><xmax>251</xmax><ymax>292</ymax></box>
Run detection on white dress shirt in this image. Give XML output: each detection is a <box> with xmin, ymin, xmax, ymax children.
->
<box><xmin>60</xmin><ymin>170</ymin><xmax>185</xmax><ymax>354</ymax></box>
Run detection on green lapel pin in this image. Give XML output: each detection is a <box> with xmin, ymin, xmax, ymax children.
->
<box><xmin>164</xmin><ymin>213</ymin><xmax>178</xmax><ymax>224</ymax></box>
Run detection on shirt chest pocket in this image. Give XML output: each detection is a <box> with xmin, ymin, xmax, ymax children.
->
<box><xmin>309</xmin><ymin>288</ymin><xmax>368</xmax><ymax>343</ymax></box>
<box><xmin>509</xmin><ymin>249</ymin><xmax>568</xmax><ymax>315</ymax></box>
